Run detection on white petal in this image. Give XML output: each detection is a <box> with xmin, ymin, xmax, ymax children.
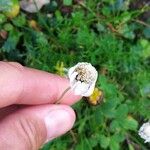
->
<box><xmin>71</xmin><ymin>81</ymin><xmax>82</xmax><ymax>95</ymax></box>
<box><xmin>42</xmin><ymin>0</ymin><xmax>50</xmax><ymax>5</ymax></box>
<box><xmin>72</xmin><ymin>82</ymin><xmax>89</xmax><ymax>96</ymax></box>
<box><xmin>139</xmin><ymin>122</ymin><xmax>150</xmax><ymax>143</ymax></box>
<box><xmin>69</xmin><ymin>72</ymin><xmax>78</xmax><ymax>84</ymax></box>
<box><xmin>145</xmin><ymin>139</ymin><xmax>150</xmax><ymax>143</ymax></box>
<box><xmin>82</xmin><ymin>82</ymin><xmax>96</xmax><ymax>97</ymax></box>
<box><xmin>77</xmin><ymin>82</ymin><xmax>90</xmax><ymax>94</ymax></box>
<box><xmin>68</xmin><ymin>66</ymin><xmax>76</xmax><ymax>78</ymax></box>
<box><xmin>20</xmin><ymin>0</ymin><xmax>50</xmax><ymax>13</ymax></box>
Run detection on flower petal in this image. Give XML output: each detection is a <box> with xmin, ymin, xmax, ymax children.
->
<box><xmin>68</xmin><ymin>66</ymin><xmax>76</xmax><ymax>79</ymax></box>
<box><xmin>82</xmin><ymin>82</ymin><xmax>96</xmax><ymax>97</ymax></box>
<box><xmin>138</xmin><ymin>122</ymin><xmax>150</xmax><ymax>143</ymax></box>
<box><xmin>20</xmin><ymin>0</ymin><xmax>50</xmax><ymax>13</ymax></box>
<box><xmin>69</xmin><ymin>72</ymin><xmax>78</xmax><ymax>85</ymax></box>
<box><xmin>72</xmin><ymin>82</ymin><xmax>89</xmax><ymax>96</ymax></box>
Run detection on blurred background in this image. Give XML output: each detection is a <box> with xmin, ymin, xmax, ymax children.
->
<box><xmin>0</xmin><ymin>0</ymin><xmax>150</xmax><ymax>149</ymax></box>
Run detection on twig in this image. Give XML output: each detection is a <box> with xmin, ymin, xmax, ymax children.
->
<box><xmin>133</xmin><ymin>19</ymin><xmax>150</xmax><ymax>28</ymax></box>
<box><xmin>127</xmin><ymin>134</ymin><xmax>148</xmax><ymax>150</ymax></box>
<box><xmin>79</xmin><ymin>2</ymin><xmax>96</xmax><ymax>17</ymax></box>
<box><xmin>70</xmin><ymin>130</ymin><xmax>77</xmax><ymax>144</ymax></box>
<box><xmin>107</xmin><ymin>23</ymin><xmax>125</xmax><ymax>38</ymax></box>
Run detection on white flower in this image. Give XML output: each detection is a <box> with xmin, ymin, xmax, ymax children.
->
<box><xmin>20</xmin><ymin>0</ymin><xmax>50</xmax><ymax>13</ymax></box>
<box><xmin>138</xmin><ymin>122</ymin><xmax>150</xmax><ymax>143</ymax></box>
<box><xmin>68</xmin><ymin>62</ymin><xmax>98</xmax><ymax>97</ymax></box>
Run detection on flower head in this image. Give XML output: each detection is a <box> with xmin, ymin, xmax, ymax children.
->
<box><xmin>68</xmin><ymin>62</ymin><xmax>98</xmax><ymax>97</ymax></box>
<box><xmin>138</xmin><ymin>122</ymin><xmax>150</xmax><ymax>143</ymax></box>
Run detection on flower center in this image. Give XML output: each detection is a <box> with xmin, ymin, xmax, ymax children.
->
<box><xmin>75</xmin><ymin>66</ymin><xmax>94</xmax><ymax>83</ymax></box>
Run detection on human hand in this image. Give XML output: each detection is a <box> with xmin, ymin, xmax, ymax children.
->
<box><xmin>0</xmin><ymin>61</ymin><xmax>81</xmax><ymax>150</ymax></box>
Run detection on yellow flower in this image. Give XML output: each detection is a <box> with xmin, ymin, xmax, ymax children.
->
<box><xmin>28</xmin><ymin>20</ymin><xmax>40</xmax><ymax>31</ymax></box>
<box><xmin>54</xmin><ymin>61</ymin><xmax>65</xmax><ymax>76</ymax></box>
<box><xmin>87</xmin><ymin>88</ymin><xmax>103</xmax><ymax>106</ymax></box>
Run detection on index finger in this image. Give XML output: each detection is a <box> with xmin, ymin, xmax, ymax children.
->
<box><xmin>0</xmin><ymin>62</ymin><xmax>81</xmax><ymax>108</ymax></box>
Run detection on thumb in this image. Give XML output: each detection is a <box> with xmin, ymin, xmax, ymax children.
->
<box><xmin>0</xmin><ymin>105</ymin><xmax>75</xmax><ymax>150</ymax></box>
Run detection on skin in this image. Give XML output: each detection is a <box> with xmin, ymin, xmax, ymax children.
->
<box><xmin>0</xmin><ymin>61</ymin><xmax>81</xmax><ymax>150</ymax></box>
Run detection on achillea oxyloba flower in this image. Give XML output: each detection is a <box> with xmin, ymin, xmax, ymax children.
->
<box><xmin>68</xmin><ymin>62</ymin><xmax>98</xmax><ymax>97</ymax></box>
<box><xmin>138</xmin><ymin>122</ymin><xmax>150</xmax><ymax>143</ymax></box>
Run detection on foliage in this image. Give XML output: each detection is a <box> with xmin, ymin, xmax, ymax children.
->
<box><xmin>0</xmin><ymin>0</ymin><xmax>150</xmax><ymax>149</ymax></box>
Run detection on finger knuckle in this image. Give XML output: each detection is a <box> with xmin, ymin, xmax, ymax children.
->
<box><xmin>16</xmin><ymin>116</ymin><xmax>42</xmax><ymax>150</ymax></box>
<box><xmin>0</xmin><ymin>61</ymin><xmax>25</xmax><ymax>107</ymax></box>
<box><xmin>8</xmin><ymin>62</ymin><xmax>24</xmax><ymax>71</ymax></box>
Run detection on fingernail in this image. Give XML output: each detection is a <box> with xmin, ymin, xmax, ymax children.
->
<box><xmin>44</xmin><ymin>109</ymin><xmax>74</xmax><ymax>141</ymax></box>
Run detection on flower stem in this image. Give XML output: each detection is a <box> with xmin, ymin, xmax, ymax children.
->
<box><xmin>55</xmin><ymin>87</ymin><xmax>71</xmax><ymax>104</ymax></box>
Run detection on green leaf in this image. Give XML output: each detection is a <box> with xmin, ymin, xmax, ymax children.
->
<box><xmin>96</xmin><ymin>23</ymin><xmax>106</xmax><ymax>32</ymax></box>
<box><xmin>116</xmin><ymin>104</ymin><xmax>128</xmax><ymax>119</ymax></box>
<box><xmin>102</xmin><ymin>0</ymin><xmax>115</xmax><ymax>4</ymax></box>
<box><xmin>120</xmin><ymin>12</ymin><xmax>131</xmax><ymax>23</ymax></box>
<box><xmin>122</xmin><ymin>117</ymin><xmax>138</xmax><ymax>131</ymax></box>
<box><xmin>63</xmin><ymin>0</ymin><xmax>72</xmax><ymax>6</ymax></box>
<box><xmin>141</xmin><ymin>84</ymin><xmax>150</xmax><ymax>97</ymax></box>
<box><xmin>78</xmin><ymin>119</ymin><xmax>86</xmax><ymax>134</ymax></box>
<box><xmin>128</xmin><ymin>144</ymin><xmax>135</xmax><ymax>150</ymax></box>
<box><xmin>2</xmin><ymin>29</ymin><xmax>22</xmax><ymax>52</ymax></box>
<box><xmin>76</xmin><ymin>137</ymin><xmax>92</xmax><ymax>150</ymax></box>
<box><xmin>143</xmin><ymin>27</ymin><xmax>150</xmax><ymax>39</ymax></box>
<box><xmin>113</xmin><ymin>133</ymin><xmax>126</xmax><ymax>143</ymax></box>
<box><xmin>109</xmin><ymin>136</ymin><xmax>120</xmax><ymax>150</ymax></box>
<box><xmin>101</xmin><ymin>99</ymin><xmax>118</xmax><ymax>118</ymax></box>
<box><xmin>72</xmin><ymin>11</ymin><xmax>84</xmax><ymax>26</ymax></box>
<box><xmin>118</xmin><ymin>24</ymin><xmax>135</xmax><ymax>39</ymax></box>
<box><xmin>94</xmin><ymin>109</ymin><xmax>104</xmax><ymax>124</ymax></box>
<box><xmin>109</xmin><ymin>133</ymin><xmax>125</xmax><ymax>150</ymax></box>
<box><xmin>110</xmin><ymin>120</ymin><xmax>121</xmax><ymax>132</ymax></box>
<box><xmin>102</xmin><ymin>6</ymin><xmax>111</xmax><ymax>16</ymax></box>
<box><xmin>0</xmin><ymin>14</ymin><xmax>6</xmax><ymax>24</ymax></box>
<box><xmin>89</xmin><ymin>134</ymin><xmax>99</xmax><ymax>147</ymax></box>
<box><xmin>99</xmin><ymin>135</ymin><xmax>110</xmax><ymax>149</ymax></box>
<box><xmin>140</xmin><ymin>39</ymin><xmax>150</xmax><ymax>58</ymax></box>
<box><xmin>99</xmin><ymin>75</ymin><xmax>118</xmax><ymax>98</ymax></box>
<box><xmin>3</xmin><ymin>23</ymin><xmax>14</xmax><ymax>31</ymax></box>
<box><xmin>55</xmin><ymin>10</ymin><xmax>63</xmax><ymax>22</ymax></box>
<box><xmin>12</xmin><ymin>14</ymin><xmax>26</xmax><ymax>27</ymax></box>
